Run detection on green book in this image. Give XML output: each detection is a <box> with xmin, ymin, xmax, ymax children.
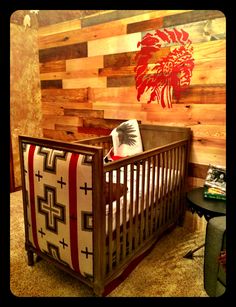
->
<box><xmin>203</xmin><ymin>186</ymin><xmax>226</xmax><ymax>201</ymax></box>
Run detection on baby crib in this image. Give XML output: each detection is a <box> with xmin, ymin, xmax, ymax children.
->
<box><xmin>19</xmin><ymin>124</ymin><xmax>191</xmax><ymax>296</ymax></box>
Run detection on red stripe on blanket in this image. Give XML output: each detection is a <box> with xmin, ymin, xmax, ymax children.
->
<box><xmin>69</xmin><ymin>153</ymin><xmax>80</xmax><ymax>273</ymax></box>
<box><xmin>28</xmin><ymin>145</ymin><xmax>40</xmax><ymax>250</ymax></box>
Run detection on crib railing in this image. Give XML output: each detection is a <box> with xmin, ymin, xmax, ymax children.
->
<box><xmin>103</xmin><ymin>139</ymin><xmax>188</xmax><ymax>280</ymax></box>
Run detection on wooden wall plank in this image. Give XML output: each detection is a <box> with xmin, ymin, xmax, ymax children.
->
<box><xmin>81</xmin><ymin>10</ymin><xmax>156</xmax><ymax>27</ymax></box>
<box><xmin>41</xmin><ymin>88</ymin><xmax>88</xmax><ymax>102</ymax></box>
<box><xmin>191</xmin><ymin>58</ymin><xmax>225</xmax><ymax>85</ymax></box>
<box><xmin>40</xmin><ymin>69</ymin><xmax>99</xmax><ymax>80</ymax></box>
<box><xmin>107</xmin><ymin>76</ymin><xmax>135</xmax><ymax>87</ymax></box>
<box><xmin>54</xmin><ymin>124</ymin><xmax>80</xmax><ymax>132</ymax></box>
<box><xmin>104</xmin><ymin>48</ymin><xmax>170</xmax><ymax>67</ymax></box>
<box><xmin>38</xmin><ymin>19</ymin><xmax>82</xmax><ymax>36</ymax></box>
<box><xmin>66</xmin><ymin>56</ymin><xmax>104</xmax><ymax>71</ymax></box>
<box><xmin>81</xmin><ymin>10</ymin><xmax>192</xmax><ymax>28</ymax></box>
<box><xmin>88</xmin><ymin>33</ymin><xmax>141</xmax><ymax>57</ymax></box>
<box><xmin>173</xmin><ymin>85</ymin><xmax>225</xmax><ymax>104</ymax></box>
<box><xmin>42</xmin><ymin>102</ymin><xmax>64</xmax><ymax>115</ymax></box>
<box><xmin>40</xmin><ymin>60</ymin><xmax>66</xmax><ymax>73</ymax></box>
<box><xmin>188</xmin><ymin>162</ymin><xmax>209</xmax><ymax>179</ymax></box>
<box><xmin>99</xmin><ymin>65</ymin><xmax>136</xmax><ymax>77</ymax></box>
<box><xmin>88</xmin><ymin>87</ymin><xmax>137</xmax><ymax>103</ymax></box>
<box><xmin>42</xmin><ymin>101</ymin><xmax>92</xmax><ymax>111</ymax></box>
<box><xmin>41</xmin><ymin>80</ymin><xmax>62</xmax><ymax>89</ymax></box>
<box><xmin>42</xmin><ymin>114</ymin><xmax>83</xmax><ymax>127</ymax></box>
<box><xmin>127</xmin><ymin>17</ymin><xmax>163</xmax><ymax>34</ymax></box>
<box><xmin>63</xmin><ymin>77</ymin><xmax>107</xmax><ymax>89</ymax></box>
<box><xmin>64</xmin><ymin>109</ymin><xmax>104</xmax><ymax>118</ymax></box>
<box><xmin>39</xmin><ymin>22</ymin><xmax>126</xmax><ymax>50</ymax></box>
<box><xmin>93</xmin><ymin>102</ymin><xmax>141</xmax><ymax>111</ymax></box>
<box><xmin>189</xmin><ymin>124</ymin><xmax>226</xmax><ymax>138</ymax></box>
<box><xmin>163</xmin><ymin>10</ymin><xmax>224</xmax><ymax>28</ymax></box>
<box><xmin>83</xmin><ymin>118</ymin><xmax>124</xmax><ymax>129</ymax></box>
<box><xmin>104</xmin><ymin>109</ymin><xmax>147</xmax><ymax>121</ymax></box>
<box><xmin>190</xmin><ymin>144</ymin><xmax>225</xmax><ymax>166</ymax></box>
<box><xmin>189</xmin><ymin>39</ymin><xmax>226</xmax><ymax>61</ymax></box>
<box><xmin>39</xmin><ymin>42</ymin><xmax>87</xmax><ymax>63</ymax></box>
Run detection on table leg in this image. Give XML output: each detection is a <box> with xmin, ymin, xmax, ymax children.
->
<box><xmin>183</xmin><ymin>243</ymin><xmax>205</xmax><ymax>259</ymax></box>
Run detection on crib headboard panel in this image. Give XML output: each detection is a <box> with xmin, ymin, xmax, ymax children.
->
<box><xmin>139</xmin><ymin>124</ymin><xmax>191</xmax><ymax>151</ymax></box>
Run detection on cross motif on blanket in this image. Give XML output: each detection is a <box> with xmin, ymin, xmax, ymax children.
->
<box><xmin>80</xmin><ymin>182</ymin><xmax>92</xmax><ymax>195</ymax></box>
<box><xmin>81</xmin><ymin>246</ymin><xmax>93</xmax><ymax>259</ymax></box>
<box><xmin>37</xmin><ymin>185</ymin><xmax>66</xmax><ymax>233</ymax></box>
<box><xmin>38</xmin><ymin>147</ymin><xmax>67</xmax><ymax>173</ymax></box>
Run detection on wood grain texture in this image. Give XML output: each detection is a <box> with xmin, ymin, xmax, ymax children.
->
<box><xmin>40</xmin><ymin>69</ymin><xmax>99</xmax><ymax>80</ymax></box>
<box><xmin>63</xmin><ymin>77</ymin><xmax>107</xmax><ymax>89</ymax></box>
<box><xmin>191</xmin><ymin>58</ymin><xmax>225</xmax><ymax>85</ymax></box>
<box><xmin>88</xmin><ymin>87</ymin><xmax>137</xmax><ymax>103</ymax></box>
<box><xmin>40</xmin><ymin>60</ymin><xmax>66</xmax><ymax>73</ymax></box>
<box><xmin>64</xmin><ymin>109</ymin><xmax>104</xmax><ymax>118</ymax></box>
<box><xmin>41</xmin><ymin>88</ymin><xmax>88</xmax><ymax>102</ymax></box>
<box><xmin>39</xmin><ymin>42</ymin><xmax>87</xmax><ymax>63</ymax></box>
<box><xmin>163</xmin><ymin>10</ymin><xmax>224</xmax><ymax>28</ymax></box>
<box><xmin>42</xmin><ymin>101</ymin><xmax>92</xmax><ymax>111</ymax></box>
<box><xmin>107</xmin><ymin>76</ymin><xmax>135</xmax><ymax>87</ymax></box>
<box><xmin>38</xmin><ymin>19</ymin><xmax>82</xmax><ymax>36</ymax></box>
<box><xmin>127</xmin><ymin>16</ymin><xmax>163</xmax><ymax>34</ymax></box>
<box><xmin>104</xmin><ymin>48</ymin><xmax>170</xmax><ymax>67</ymax></box>
<box><xmin>144</xmin><ymin>104</ymin><xmax>225</xmax><ymax>125</ymax></box>
<box><xmin>172</xmin><ymin>85</ymin><xmax>225</xmax><ymax>104</ymax></box>
<box><xmin>66</xmin><ymin>56</ymin><xmax>104</xmax><ymax>71</ymax></box>
<box><xmin>41</xmin><ymin>80</ymin><xmax>62</xmax><ymax>89</ymax></box>
<box><xmin>81</xmin><ymin>10</ymin><xmax>192</xmax><ymax>28</ymax></box>
<box><xmin>39</xmin><ymin>21</ymin><xmax>126</xmax><ymax>49</ymax></box>
<box><xmin>42</xmin><ymin>115</ymin><xmax>83</xmax><ymax>128</ymax></box>
<box><xmin>88</xmin><ymin>33</ymin><xmax>141</xmax><ymax>57</ymax></box>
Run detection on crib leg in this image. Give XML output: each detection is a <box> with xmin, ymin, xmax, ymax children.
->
<box><xmin>27</xmin><ymin>250</ymin><xmax>34</xmax><ymax>266</ymax></box>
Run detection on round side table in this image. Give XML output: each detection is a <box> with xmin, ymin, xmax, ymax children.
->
<box><xmin>184</xmin><ymin>187</ymin><xmax>226</xmax><ymax>259</ymax></box>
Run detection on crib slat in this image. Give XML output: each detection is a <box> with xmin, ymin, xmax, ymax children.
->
<box><xmin>154</xmin><ymin>154</ymin><xmax>160</xmax><ymax>231</ymax></box>
<box><xmin>134</xmin><ymin>162</ymin><xmax>140</xmax><ymax>249</ymax></box>
<box><xmin>128</xmin><ymin>163</ymin><xmax>134</xmax><ymax>255</ymax></box>
<box><xmin>122</xmin><ymin>165</ymin><xmax>128</xmax><ymax>260</ymax></box>
<box><xmin>140</xmin><ymin>161</ymin><xmax>146</xmax><ymax>244</ymax></box>
<box><xmin>150</xmin><ymin>156</ymin><xmax>156</xmax><ymax>234</ymax></box>
<box><xmin>145</xmin><ymin>157</ymin><xmax>151</xmax><ymax>239</ymax></box>
<box><xmin>115</xmin><ymin>170</ymin><xmax>121</xmax><ymax>264</ymax></box>
<box><xmin>108</xmin><ymin>171</ymin><xmax>113</xmax><ymax>272</ymax></box>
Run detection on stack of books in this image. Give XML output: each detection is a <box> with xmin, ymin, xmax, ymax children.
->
<box><xmin>203</xmin><ymin>164</ymin><xmax>226</xmax><ymax>200</ymax></box>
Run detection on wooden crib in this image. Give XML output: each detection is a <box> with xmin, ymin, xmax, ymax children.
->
<box><xmin>19</xmin><ymin>124</ymin><xmax>191</xmax><ymax>296</ymax></box>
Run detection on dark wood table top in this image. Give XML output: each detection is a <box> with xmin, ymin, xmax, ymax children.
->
<box><xmin>187</xmin><ymin>187</ymin><xmax>226</xmax><ymax>220</ymax></box>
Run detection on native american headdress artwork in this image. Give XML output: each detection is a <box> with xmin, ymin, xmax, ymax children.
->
<box><xmin>134</xmin><ymin>28</ymin><xmax>194</xmax><ymax>108</ymax></box>
<box><xmin>116</xmin><ymin>122</ymin><xmax>137</xmax><ymax>147</ymax></box>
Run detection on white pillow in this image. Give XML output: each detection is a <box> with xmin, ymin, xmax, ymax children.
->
<box><xmin>110</xmin><ymin>119</ymin><xmax>143</xmax><ymax>158</ymax></box>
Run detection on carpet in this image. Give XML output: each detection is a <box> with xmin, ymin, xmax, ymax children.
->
<box><xmin>10</xmin><ymin>190</ymin><xmax>208</xmax><ymax>297</ymax></box>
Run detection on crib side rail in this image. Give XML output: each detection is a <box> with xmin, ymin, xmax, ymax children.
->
<box><xmin>75</xmin><ymin>135</ymin><xmax>113</xmax><ymax>157</ymax></box>
<box><xmin>103</xmin><ymin>139</ymin><xmax>189</xmax><ymax>282</ymax></box>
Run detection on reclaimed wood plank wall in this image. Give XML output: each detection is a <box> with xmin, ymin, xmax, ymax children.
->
<box><xmin>38</xmin><ymin>10</ymin><xmax>226</xmax><ymax>187</ymax></box>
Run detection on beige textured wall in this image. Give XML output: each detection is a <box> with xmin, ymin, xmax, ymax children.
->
<box><xmin>10</xmin><ymin>23</ymin><xmax>43</xmax><ymax>188</ymax></box>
